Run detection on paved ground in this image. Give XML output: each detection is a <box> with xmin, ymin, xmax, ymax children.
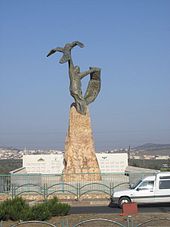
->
<box><xmin>2</xmin><ymin>213</ymin><xmax>170</xmax><ymax>227</ymax></box>
<box><xmin>67</xmin><ymin>199</ymin><xmax>170</xmax><ymax>214</ymax></box>
<box><xmin>70</xmin><ymin>203</ymin><xmax>170</xmax><ymax>214</ymax></box>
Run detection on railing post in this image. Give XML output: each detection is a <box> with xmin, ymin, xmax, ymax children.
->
<box><xmin>62</xmin><ymin>181</ymin><xmax>64</xmax><ymax>193</ymax></box>
<box><xmin>62</xmin><ymin>219</ymin><xmax>69</xmax><ymax>227</ymax></box>
<box><xmin>11</xmin><ymin>184</ymin><xmax>13</xmax><ymax>199</ymax></box>
<box><xmin>127</xmin><ymin>216</ymin><xmax>133</xmax><ymax>227</ymax></box>
<box><xmin>77</xmin><ymin>183</ymin><xmax>80</xmax><ymax>200</ymax></box>
<box><xmin>110</xmin><ymin>182</ymin><xmax>114</xmax><ymax>196</ymax></box>
<box><xmin>11</xmin><ymin>184</ymin><xmax>16</xmax><ymax>199</ymax></box>
<box><xmin>43</xmin><ymin>183</ymin><xmax>47</xmax><ymax>200</ymax></box>
<box><xmin>109</xmin><ymin>182</ymin><xmax>112</xmax><ymax>196</ymax></box>
<box><xmin>55</xmin><ymin>219</ymin><xmax>69</xmax><ymax>227</ymax></box>
<box><xmin>0</xmin><ymin>220</ymin><xmax>3</xmax><ymax>227</ymax></box>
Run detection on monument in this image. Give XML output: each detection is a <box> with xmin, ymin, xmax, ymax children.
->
<box><xmin>47</xmin><ymin>41</ymin><xmax>101</xmax><ymax>181</ymax></box>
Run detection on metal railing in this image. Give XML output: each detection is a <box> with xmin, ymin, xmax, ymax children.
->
<box><xmin>0</xmin><ymin>172</ymin><xmax>156</xmax><ymax>200</ymax></box>
<box><xmin>0</xmin><ymin>173</ymin><xmax>130</xmax><ymax>200</ymax></box>
<box><xmin>1</xmin><ymin>216</ymin><xmax>170</xmax><ymax>227</ymax></box>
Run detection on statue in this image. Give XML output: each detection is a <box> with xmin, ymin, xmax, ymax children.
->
<box><xmin>47</xmin><ymin>41</ymin><xmax>101</xmax><ymax>115</ymax></box>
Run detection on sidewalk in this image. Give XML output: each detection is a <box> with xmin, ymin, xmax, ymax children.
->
<box><xmin>65</xmin><ymin>198</ymin><xmax>109</xmax><ymax>207</ymax></box>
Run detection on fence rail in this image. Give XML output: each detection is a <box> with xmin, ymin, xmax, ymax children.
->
<box><xmin>0</xmin><ymin>172</ymin><xmax>157</xmax><ymax>200</ymax></box>
<box><xmin>1</xmin><ymin>217</ymin><xmax>170</xmax><ymax>227</ymax></box>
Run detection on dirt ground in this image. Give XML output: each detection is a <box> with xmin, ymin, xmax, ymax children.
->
<box><xmin>1</xmin><ymin>213</ymin><xmax>170</xmax><ymax>227</ymax></box>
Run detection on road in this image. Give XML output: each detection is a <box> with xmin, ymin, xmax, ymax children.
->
<box><xmin>70</xmin><ymin>203</ymin><xmax>170</xmax><ymax>214</ymax></box>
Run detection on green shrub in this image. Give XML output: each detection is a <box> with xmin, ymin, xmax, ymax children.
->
<box><xmin>30</xmin><ymin>203</ymin><xmax>51</xmax><ymax>221</ymax></box>
<box><xmin>47</xmin><ymin>197</ymin><xmax>70</xmax><ymax>216</ymax></box>
<box><xmin>0</xmin><ymin>199</ymin><xmax>12</xmax><ymax>220</ymax></box>
<box><xmin>55</xmin><ymin>203</ymin><xmax>70</xmax><ymax>216</ymax></box>
<box><xmin>46</xmin><ymin>197</ymin><xmax>59</xmax><ymax>216</ymax></box>
<box><xmin>0</xmin><ymin>196</ymin><xmax>70</xmax><ymax>221</ymax></box>
<box><xmin>0</xmin><ymin>197</ymin><xmax>30</xmax><ymax>221</ymax></box>
<box><xmin>19</xmin><ymin>207</ymin><xmax>33</xmax><ymax>221</ymax></box>
<box><xmin>0</xmin><ymin>203</ymin><xmax>6</xmax><ymax>220</ymax></box>
<box><xmin>61</xmin><ymin>203</ymin><xmax>70</xmax><ymax>215</ymax></box>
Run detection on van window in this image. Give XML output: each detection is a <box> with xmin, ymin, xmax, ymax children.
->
<box><xmin>159</xmin><ymin>180</ymin><xmax>170</xmax><ymax>189</ymax></box>
<box><xmin>160</xmin><ymin>176</ymin><xmax>170</xmax><ymax>180</ymax></box>
<box><xmin>137</xmin><ymin>181</ymin><xmax>154</xmax><ymax>190</ymax></box>
<box><xmin>131</xmin><ymin>180</ymin><xmax>142</xmax><ymax>189</ymax></box>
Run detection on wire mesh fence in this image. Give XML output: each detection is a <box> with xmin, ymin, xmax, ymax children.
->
<box><xmin>0</xmin><ymin>172</ymin><xmax>157</xmax><ymax>200</ymax></box>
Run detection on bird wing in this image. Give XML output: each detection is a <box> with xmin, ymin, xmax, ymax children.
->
<box><xmin>46</xmin><ymin>47</ymin><xmax>63</xmax><ymax>57</ymax></box>
<box><xmin>71</xmin><ymin>41</ymin><xmax>85</xmax><ymax>48</ymax></box>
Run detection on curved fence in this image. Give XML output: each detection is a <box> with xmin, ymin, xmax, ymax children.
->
<box><xmin>0</xmin><ymin>172</ymin><xmax>157</xmax><ymax>201</ymax></box>
<box><xmin>1</xmin><ymin>217</ymin><xmax>170</xmax><ymax>227</ymax></box>
<box><xmin>73</xmin><ymin>218</ymin><xmax>128</xmax><ymax>227</ymax></box>
<box><xmin>10</xmin><ymin>181</ymin><xmax>129</xmax><ymax>200</ymax></box>
<box><xmin>0</xmin><ymin>173</ymin><xmax>130</xmax><ymax>200</ymax></box>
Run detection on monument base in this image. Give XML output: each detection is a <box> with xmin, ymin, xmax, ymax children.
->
<box><xmin>63</xmin><ymin>104</ymin><xmax>101</xmax><ymax>182</ymax></box>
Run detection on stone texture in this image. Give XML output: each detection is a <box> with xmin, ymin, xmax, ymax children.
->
<box><xmin>63</xmin><ymin>105</ymin><xmax>101</xmax><ymax>182</ymax></box>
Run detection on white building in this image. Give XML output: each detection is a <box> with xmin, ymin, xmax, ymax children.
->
<box><xmin>96</xmin><ymin>153</ymin><xmax>128</xmax><ymax>173</ymax></box>
<box><xmin>23</xmin><ymin>154</ymin><xmax>64</xmax><ymax>174</ymax></box>
<box><xmin>13</xmin><ymin>152</ymin><xmax>128</xmax><ymax>174</ymax></box>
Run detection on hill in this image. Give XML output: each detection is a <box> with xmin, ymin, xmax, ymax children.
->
<box><xmin>0</xmin><ymin>159</ymin><xmax>22</xmax><ymax>174</ymax></box>
<box><xmin>133</xmin><ymin>143</ymin><xmax>170</xmax><ymax>155</ymax></box>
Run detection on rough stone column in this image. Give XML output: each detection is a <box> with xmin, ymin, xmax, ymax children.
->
<box><xmin>63</xmin><ymin>105</ymin><xmax>101</xmax><ymax>182</ymax></box>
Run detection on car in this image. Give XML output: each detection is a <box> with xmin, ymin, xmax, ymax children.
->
<box><xmin>110</xmin><ymin>172</ymin><xmax>170</xmax><ymax>208</ymax></box>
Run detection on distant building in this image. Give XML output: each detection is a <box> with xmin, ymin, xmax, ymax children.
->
<box><xmin>96</xmin><ymin>153</ymin><xmax>128</xmax><ymax>173</ymax></box>
<box><xmin>11</xmin><ymin>153</ymin><xmax>128</xmax><ymax>174</ymax></box>
<box><xmin>23</xmin><ymin>154</ymin><xmax>64</xmax><ymax>174</ymax></box>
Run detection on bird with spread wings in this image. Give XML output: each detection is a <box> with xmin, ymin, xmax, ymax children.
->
<box><xmin>47</xmin><ymin>41</ymin><xmax>84</xmax><ymax>64</ymax></box>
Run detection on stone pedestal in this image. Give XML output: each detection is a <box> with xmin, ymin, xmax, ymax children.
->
<box><xmin>63</xmin><ymin>105</ymin><xmax>101</xmax><ymax>182</ymax></box>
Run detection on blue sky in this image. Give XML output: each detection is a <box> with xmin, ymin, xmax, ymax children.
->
<box><xmin>0</xmin><ymin>0</ymin><xmax>170</xmax><ymax>151</ymax></box>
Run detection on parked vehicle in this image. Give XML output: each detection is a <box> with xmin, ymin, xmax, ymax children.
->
<box><xmin>110</xmin><ymin>172</ymin><xmax>170</xmax><ymax>207</ymax></box>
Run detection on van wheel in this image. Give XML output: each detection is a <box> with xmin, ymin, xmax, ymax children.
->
<box><xmin>118</xmin><ymin>196</ymin><xmax>131</xmax><ymax>208</ymax></box>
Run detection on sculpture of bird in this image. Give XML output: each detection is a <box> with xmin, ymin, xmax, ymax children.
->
<box><xmin>47</xmin><ymin>41</ymin><xmax>84</xmax><ymax>64</ymax></box>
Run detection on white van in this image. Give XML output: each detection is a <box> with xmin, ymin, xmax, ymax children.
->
<box><xmin>110</xmin><ymin>172</ymin><xmax>170</xmax><ymax>207</ymax></box>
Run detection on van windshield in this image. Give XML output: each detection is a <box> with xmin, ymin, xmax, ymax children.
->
<box><xmin>131</xmin><ymin>180</ymin><xmax>142</xmax><ymax>189</ymax></box>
